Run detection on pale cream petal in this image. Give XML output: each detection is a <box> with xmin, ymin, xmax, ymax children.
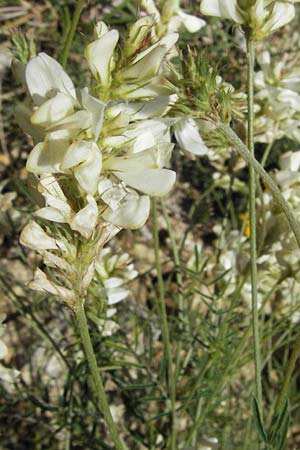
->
<box><xmin>31</xmin><ymin>92</ymin><xmax>74</xmax><ymax>127</ymax></box>
<box><xmin>81</xmin><ymin>88</ymin><xmax>106</xmax><ymax>140</ymax></box>
<box><xmin>102</xmin><ymin>195</ymin><xmax>150</xmax><ymax>229</ymax></box>
<box><xmin>25</xmin><ymin>53</ymin><xmax>76</xmax><ymax>105</ymax></box>
<box><xmin>116</xmin><ymin>168</ymin><xmax>176</xmax><ymax>196</ymax></box>
<box><xmin>70</xmin><ymin>195</ymin><xmax>98</xmax><ymax>238</ymax></box>
<box><xmin>174</xmin><ymin>117</ymin><xmax>209</xmax><ymax>155</ymax></box>
<box><xmin>35</xmin><ymin>206</ymin><xmax>69</xmax><ymax>223</ymax></box>
<box><xmin>61</xmin><ymin>141</ymin><xmax>102</xmax><ymax>194</ymax></box>
<box><xmin>200</xmin><ymin>0</ymin><xmax>242</xmax><ymax>23</ymax></box>
<box><xmin>26</xmin><ymin>138</ymin><xmax>70</xmax><ymax>174</ymax></box>
<box><xmin>264</xmin><ymin>3</ymin><xmax>295</xmax><ymax>33</ymax></box>
<box><xmin>178</xmin><ymin>11</ymin><xmax>206</xmax><ymax>32</ymax></box>
<box><xmin>120</xmin><ymin>46</ymin><xmax>166</xmax><ymax>81</ymax></box>
<box><xmin>85</xmin><ymin>30</ymin><xmax>119</xmax><ymax>85</ymax></box>
<box><xmin>29</xmin><ymin>268</ymin><xmax>75</xmax><ymax>303</ymax></box>
<box><xmin>20</xmin><ymin>220</ymin><xmax>58</xmax><ymax>251</ymax></box>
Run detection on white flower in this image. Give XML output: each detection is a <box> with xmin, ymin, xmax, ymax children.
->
<box><xmin>25</xmin><ymin>53</ymin><xmax>77</xmax><ymax>106</ymax></box>
<box><xmin>20</xmin><ymin>220</ymin><xmax>58</xmax><ymax>251</ymax></box>
<box><xmin>200</xmin><ymin>0</ymin><xmax>295</xmax><ymax>40</ymax></box>
<box><xmin>85</xmin><ymin>29</ymin><xmax>119</xmax><ymax>87</ymax></box>
<box><xmin>29</xmin><ymin>268</ymin><xmax>75</xmax><ymax>303</ymax></box>
<box><xmin>35</xmin><ymin>175</ymin><xmax>99</xmax><ymax>239</ymax></box>
<box><xmin>174</xmin><ymin>117</ymin><xmax>209</xmax><ymax>156</ymax></box>
<box><xmin>61</xmin><ymin>141</ymin><xmax>102</xmax><ymax>195</ymax></box>
<box><xmin>104</xmin><ymin>142</ymin><xmax>176</xmax><ymax>197</ymax></box>
<box><xmin>168</xmin><ymin>10</ymin><xmax>206</xmax><ymax>33</ymax></box>
<box><xmin>95</xmin><ymin>248</ymin><xmax>137</xmax><ymax>305</ymax></box>
<box><xmin>98</xmin><ymin>178</ymin><xmax>150</xmax><ymax>229</ymax></box>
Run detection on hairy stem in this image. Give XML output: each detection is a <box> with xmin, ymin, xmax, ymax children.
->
<box><xmin>60</xmin><ymin>0</ymin><xmax>84</xmax><ymax>68</ymax></box>
<box><xmin>74</xmin><ymin>298</ymin><xmax>124</xmax><ymax>450</ymax></box>
<box><xmin>247</xmin><ymin>38</ymin><xmax>263</xmax><ymax>416</ymax></box>
<box><xmin>152</xmin><ymin>198</ymin><xmax>177</xmax><ymax>450</ymax></box>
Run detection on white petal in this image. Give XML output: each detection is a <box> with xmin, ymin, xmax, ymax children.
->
<box><xmin>103</xmin><ymin>195</ymin><xmax>150</xmax><ymax>229</ymax></box>
<box><xmin>126</xmin><ymin>95</ymin><xmax>177</xmax><ymax>120</ymax></box>
<box><xmin>174</xmin><ymin>118</ymin><xmax>209</xmax><ymax>155</ymax></box>
<box><xmin>15</xmin><ymin>104</ymin><xmax>45</xmax><ymax>144</ymax></box>
<box><xmin>20</xmin><ymin>220</ymin><xmax>58</xmax><ymax>251</ymax></box>
<box><xmin>121</xmin><ymin>46</ymin><xmax>166</xmax><ymax>82</ymax></box>
<box><xmin>279</xmin><ymin>151</ymin><xmax>300</xmax><ymax>172</ymax></box>
<box><xmin>61</xmin><ymin>141</ymin><xmax>102</xmax><ymax>194</ymax></box>
<box><xmin>25</xmin><ymin>53</ymin><xmax>76</xmax><ymax>106</ymax></box>
<box><xmin>31</xmin><ymin>93</ymin><xmax>74</xmax><ymax>127</ymax></box>
<box><xmin>26</xmin><ymin>138</ymin><xmax>70</xmax><ymax>174</ymax></box>
<box><xmin>266</xmin><ymin>3</ymin><xmax>295</xmax><ymax>32</ymax></box>
<box><xmin>178</xmin><ymin>11</ymin><xmax>206</xmax><ymax>33</ymax></box>
<box><xmin>43</xmin><ymin>251</ymin><xmax>70</xmax><ymax>271</ymax></box>
<box><xmin>116</xmin><ymin>168</ymin><xmax>176</xmax><ymax>196</ymax></box>
<box><xmin>47</xmin><ymin>110</ymin><xmax>92</xmax><ymax>132</ymax></box>
<box><xmin>35</xmin><ymin>206</ymin><xmax>69</xmax><ymax>223</ymax></box>
<box><xmin>81</xmin><ymin>88</ymin><xmax>106</xmax><ymax>140</ymax></box>
<box><xmin>107</xmin><ymin>287</ymin><xmax>130</xmax><ymax>305</ymax></box>
<box><xmin>29</xmin><ymin>268</ymin><xmax>75</xmax><ymax>302</ymax></box>
<box><xmin>70</xmin><ymin>195</ymin><xmax>98</xmax><ymax>238</ymax></box>
<box><xmin>104</xmin><ymin>277</ymin><xmax>124</xmax><ymax>289</ymax></box>
<box><xmin>85</xmin><ymin>30</ymin><xmax>119</xmax><ymax>86</ymax></box>
<box><xmin>200</xmin><ymin>0</ymin><xmax>242</xmax><ymax>23</ymax></box>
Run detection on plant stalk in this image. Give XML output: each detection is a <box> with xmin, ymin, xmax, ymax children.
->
<box><xmin>60</xmin><ymin>0</ymin><xmax>84</xmax><ymax>68</ymax></box>
<box><xmin>152</xmin><ymin>198</ymin><xmax>176</xmax><ymax>450</ymax></box>
<box><xmin>247</xmin><ymin>38</ymin><xmax>263</xmax><ymax>416</ymax></box>
<box><xmin>74</xmin><ymin>298</ymin><xmax>124</xmax><ymax>450</ymax></box>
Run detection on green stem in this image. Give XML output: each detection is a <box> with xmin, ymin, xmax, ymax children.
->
<box><xmin>274</xmin><ymin>336</ymin><xmax>300</xmax><ymax>418</ymax></box>
<box><xmin>152</xmin><ymin>198</ymin><xmax>176</xmax><ymax>450</ymax></box>
<box><xmin>74</xmin><ymin>298</ymin><xmax>124</xmax><ymax>450</ymax></box>
<box><xmin>217</xmin><ymin>123</ymin><xmax>300</xmax><ymax>250</ymax></box>
<box><xmin>260</xmin><ymin>141</ymin><xmax>273</xmax><ymax>168</ymax></box>
<box><xmin>247</xmin><ymin>38</ymin><xmax>263</xmax><ymax>415</ymax></box>
<box><xmin>60</xmin><ymin>0</ymin><xmax>84</xmax><ymax>68</ymax></box>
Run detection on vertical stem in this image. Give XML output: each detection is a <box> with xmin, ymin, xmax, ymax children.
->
<box><xmin>75</xmin><ymin>298</ymin><xmax>124</xmax><ymax>450</ymax></box>
<box><xmin>247</xmin><ymin>39</ymin><xmax>263</xmax><ymax>414</ymax></box>
<box><xmin>152</xmin><ymin>198</ymin><xmax>176</xmax><ymax>450</ymax></box>
<box><xmin>60</xmin><ymin>0</ymin><xmax>85</xmax><ymax>68</ymax></box>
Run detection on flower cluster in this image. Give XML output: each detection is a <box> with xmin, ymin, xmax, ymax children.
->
<box><xmin>200</xmin><ymin>0</ymin><xmax>297</xmax><ymax>40</ymax></box>
<box><xmin>15</xmin><ymin>17</ymin><xmax>180</xmax><ymax>307</ymax></box>
<box><xmin>254</xmin><ymin>50</ymin><xmax>300</xmax><ymax>144</ymax></box>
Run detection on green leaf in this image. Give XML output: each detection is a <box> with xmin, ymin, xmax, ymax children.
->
<box><xmin>269</xmin><ymin>398</ymin><xmax>290</xmax><ymax>450</ymax></box>
<box><xmin>252</xmin><ymin>397</ymin><xmax>267</xmax><ymax>443</ymax></box>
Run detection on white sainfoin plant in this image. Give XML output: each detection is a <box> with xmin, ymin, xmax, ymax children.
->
<box><xmin>13</xmin><ymin>16</ymin><xmax>179</xmax><ymax>449</ymax></box>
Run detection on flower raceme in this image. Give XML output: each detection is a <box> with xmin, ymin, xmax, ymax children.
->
<box><xmin>14</xmin><ymin>21</ymin><xmax>178</xmax><ymax>235</ymax></box>
<box><xmin>14</xmin><ymin>18</ymin><xmax>180</xmax><ymax>305</ymax></box>
<box><xmin>200</xmin><ymin>0</ymin><xmax>297</xmax><ymax>40</ymax></box>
